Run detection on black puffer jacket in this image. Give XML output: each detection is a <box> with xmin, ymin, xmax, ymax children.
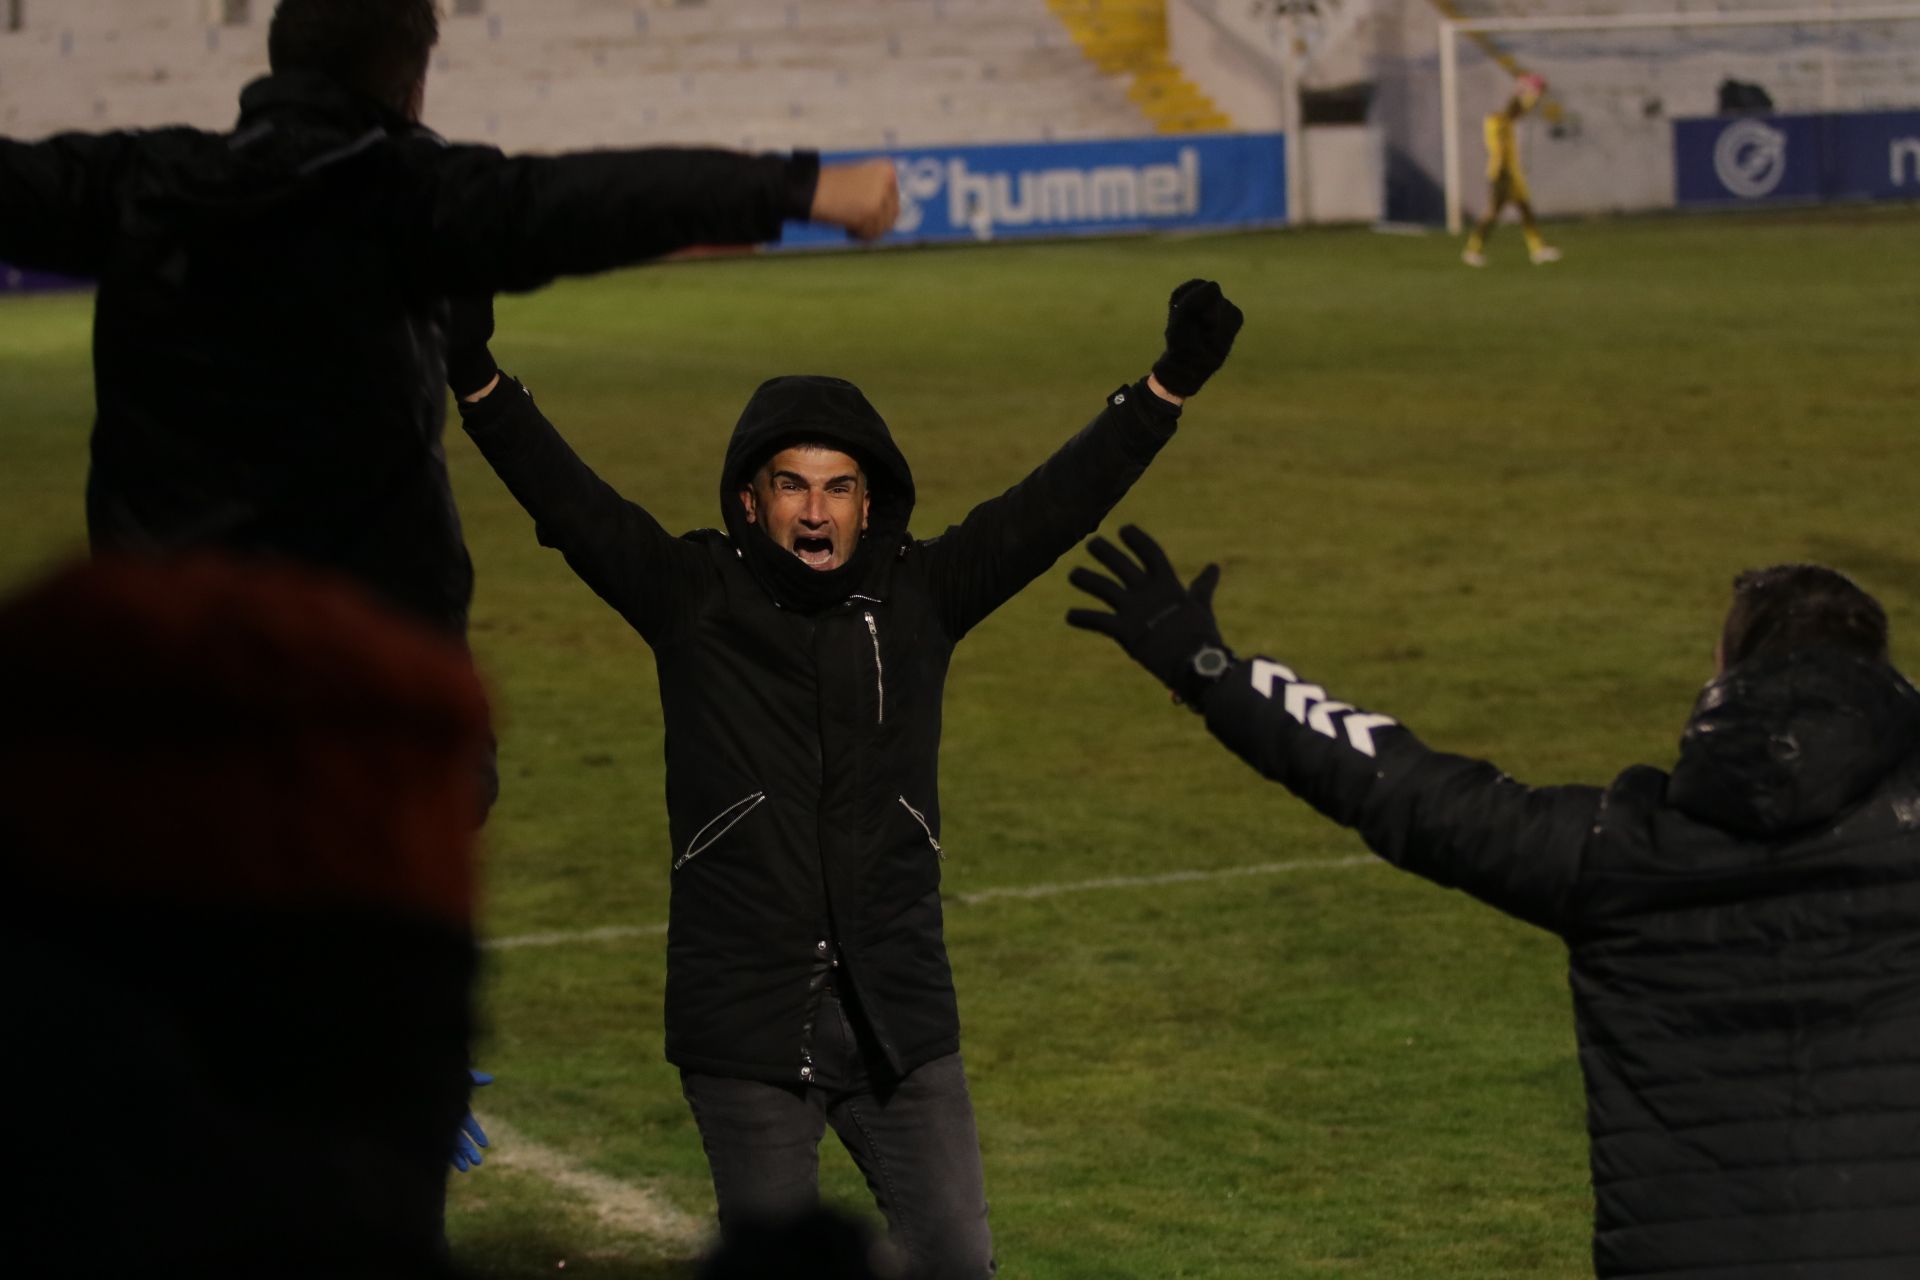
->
<box><xmin>462</xmin><ymin>374</ymin><xmax>1180</xmax><ymax>1081</ymax></box>
<box><xmin>1198</xmin><ymin>647</ymin><xmax>1920</xmax><ymax>1279</ymax></box>
<box><xmin>0</xmin><ymin>71</ymin><xmax>816</xmax><ymax>633</ymax></box>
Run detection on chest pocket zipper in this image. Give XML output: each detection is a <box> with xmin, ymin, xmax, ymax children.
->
<box><xmin>864</xmin><ymin>610</ymin><xmax>884</xmax><ymax>725</ymax></box>
<box><xmin>899</xmin><ymin>795</ymin><xmax>943</xmax><ymax>859</ymax></box>
<box><xmin>674</xmin><ymin>791</ymin><xmax>767</xmax><ymax>871</ymax></box>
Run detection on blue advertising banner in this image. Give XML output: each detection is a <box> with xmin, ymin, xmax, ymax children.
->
<box><xmin>0</xmin><ymin>264</ymin><xmax>87</xmax><ymax>293</ymax></box>
<box><xmin>781</xmin><ymin>132</ymin><xmax>1287</xmax><ymax>249</ymax></box>
<box><xmin>1675</xmin><ymin>110</ymin><xmax>1920</xmax><ymax>206</ymax></box>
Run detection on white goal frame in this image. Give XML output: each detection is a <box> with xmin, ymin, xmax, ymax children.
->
<box><xmin>1440</xmin><ymin>4</ymin><xmax>1920</xmax><ymax>233</ymax></box>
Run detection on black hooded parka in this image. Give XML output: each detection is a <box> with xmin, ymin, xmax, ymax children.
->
<box><xmin>462</xmin><ymin>373</ymin><xmax>1180</xmax><ymax>1081</ymax></box>
<box><xmin>1196</xmin><ymin>646</ymin><xmax>1920</xmax><ymax>1278</ymax></box>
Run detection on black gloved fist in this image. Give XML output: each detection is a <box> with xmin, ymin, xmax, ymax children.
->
<box><xmin>1067</xmin><ymin>524</ymin><xmax>1230</xmax><ymax>708</ymax></box>
<box><xmin>445</xmin><ymin>294</ymin><xmax>499</xmax><ymax>399</ymax></box>
<box><xmin>1150</xmin><ymin>279</ymin><xmax>1243</xmax><ymax>398</ymax></box>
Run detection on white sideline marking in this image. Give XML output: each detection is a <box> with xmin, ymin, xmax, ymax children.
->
<box><xmin>487</xmin><ymin>921</ymin><xmax>669</xmax><ymax>952</ymax></box>
<box><xmin>484</xmin><ymin>855</ymin><xmax>1380</xmax><ymax>951</ymax></box>
<box><xmin>475</xmin><ymin>1115</ymin><xmax>710</xmax><ymax>1254</ymax></box>
<box><xmin>950</xmin><ymin>854</ymin><xmax>1379</xmax><ymax>905</ymax></box>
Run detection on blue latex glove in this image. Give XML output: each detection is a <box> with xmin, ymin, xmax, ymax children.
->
<box><xmin>451</xmin><ymin>1069</ymin><xmax>492</xmax><ymax>1172</ymax></box>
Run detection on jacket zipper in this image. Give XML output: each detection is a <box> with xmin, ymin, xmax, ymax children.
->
<box><xmin>673</xmin><ymin>790</ymin><xmax>766</xmax><ymax>871</ymax></box>
<box><xmin>899</xmin><ymin>795</ymin><xmax>943</xmax><ymax>859</ymax></box>
<box><xmin>864</xmin><ymin>610</ymin><xmax>884</xmax><ymax>725</ymax></box>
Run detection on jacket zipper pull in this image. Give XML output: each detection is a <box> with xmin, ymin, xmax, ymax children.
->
<box><xmin>864</xmin><ymin>610</ymin><xmax>884</xmax><ymax>725</ymax></box>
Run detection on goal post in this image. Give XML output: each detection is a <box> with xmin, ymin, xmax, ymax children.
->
<box><xmin>1440</xmin><ymin>4</ymin><xmax>1920</xmax><ymax>234</ymax></box>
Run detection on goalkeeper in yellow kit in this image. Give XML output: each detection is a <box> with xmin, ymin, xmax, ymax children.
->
<box><xmin>1463</xmin><ymin>73</ymin><xmax>1560</xmax><ymax>267</ymax></box>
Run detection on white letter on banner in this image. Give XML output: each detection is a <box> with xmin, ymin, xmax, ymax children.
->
<box><xmin>1892</xmin><ymin>138</ymin><xmax>1920</xmax><ymax>188</ymax></box>
<box><xmin>950</xmin><ymin>160</ymin><xmax>993</xmax><ymax>239</ymax></box>
<box><xmin>992</xmin><ymin>172</ymin><xmax>1027</xmax><ymax>229</ymax></box>
<box><xmin>1033</xmin><ymin>169</ymin><xmax>1086</xmax><ymax>223</ymax></box>
<box><xmin>1142</xmin><ymin>164</ymin><xmax>1183</xmax><ymax>216</ymax></box>
<box><xmin>1342</xmin><ymin>714</ymin><xmax>1397</xmax><ymax>758</ymax></box>
<box><xmin>1250</xmin><ymin>659</ymin><xmax>1297</xmax><ymax>699</ymax></box>
<box><xmin>1088</xmin><ymin>167</ymin><xmax>1140</xmax><ymax>220</ymax></box>
<box><xmin>1179</xmin><ymin>146</ymin><xmax>1200</xmax><ymax>215</ymax></box>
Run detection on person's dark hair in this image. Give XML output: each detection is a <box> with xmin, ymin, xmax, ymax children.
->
<box><xmin>268</xmin><ymin>0</ymin><xmax>439</xmax><ymax>116</ymax></box>
<box><xmin>1720</xmin><ymin>563</ymin><xmax>1890</xmax><ymax>669</ymax></box>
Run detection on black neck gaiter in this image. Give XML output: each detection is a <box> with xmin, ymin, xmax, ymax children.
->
<box><xmin>737</xmin><ymin>518</ymin><xmax>890</xmax><ymax>613</ymax></box>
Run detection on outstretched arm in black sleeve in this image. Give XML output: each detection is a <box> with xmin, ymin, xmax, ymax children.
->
<box><xmin>1068</xmin><ymin>525</ymin><xmax>1599</xmax><ymax>936</ymax></box>
<box><xmin>404</xmin><ymin>146</ymin><xmax>896</xmax><ymax>294</ymax></box>
<box><xmin>448</xmin><ymin>297</ymin><xmax>707</xmax><ymax>645</ymax></box>
<box><xmin>0</xmin><ymin>132</ymin><xmax>139</xmax><ymax>277</ymax></box>
<box><xmin>924</xmin><ymin>280</ymin><xmax>1243</xmax><ymax>639</ymax></box>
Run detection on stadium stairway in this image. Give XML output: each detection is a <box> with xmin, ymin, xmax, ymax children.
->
<box><xmin>1045</xmin><ymin>0</ymin><xmax>1233</xmax><ymax>133</ymax></box>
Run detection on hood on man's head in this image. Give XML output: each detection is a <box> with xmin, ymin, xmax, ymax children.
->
<box><xmin>719</xmin><ymin>375</ymin><xmax>916</xmax><ymax>534</ymax></box>
<box><xmin>1668</xmin><ymin>649</ymin><xmax>1920</xmax><ymax>839</ymax></box>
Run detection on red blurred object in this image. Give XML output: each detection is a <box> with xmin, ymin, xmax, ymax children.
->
<box><xmin>0</xmin><ymin>553</ymin><xmax>491</xmax><ymax>925</ymax></box>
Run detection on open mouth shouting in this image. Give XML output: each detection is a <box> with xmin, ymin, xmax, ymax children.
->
<box><xmin>792</xmin><ymin>534</ymin><xmax>837</xmax><ymax>569</ymax></box>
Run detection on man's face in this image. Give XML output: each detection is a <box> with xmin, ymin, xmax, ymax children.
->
<box><xmin>739</xmin><ymin>446</ymin><xmax>870</xmax><ymax>572</ymax></box>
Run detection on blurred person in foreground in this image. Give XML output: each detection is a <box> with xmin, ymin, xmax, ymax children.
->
<box><xmin>1067</xmin><ymin>529</ymin><xmax>1920</xmax><ymax>1279</ymax></box>
<box><xmin>0</xmin><ymin>0</ymin><xmax>896</xmax><ymax>813</ymax></box>
<box><xmin>438</xmin><ymin>282</ymin><xmax>1243</xmax><ymax>1277</ymax></box>
<box><xmin>1463</xmin><ymin>72</ymin><xmax>1561</xmax><ymax>267</ymax></box>
<box><xmin>0</xmin><ymin>554</ymin><xmax>493</xmax><ymax>1278</ymax></box>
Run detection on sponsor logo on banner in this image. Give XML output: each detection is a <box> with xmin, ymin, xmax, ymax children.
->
<box><xmin>1893</xmin><ymin>137</ymin><xmax>1920</xmax><ymax>188</ymax></box>
<box><xmin>898</xmin><ymin>150</ymin><xmax>1200</xmax><ymax>238</ymax></box>
<box><xmin>1713</xmin><ymin>119</ymin><xmax>1789</xmax><ymax>198</ymax></box>
<box><xmin>782</xmin><ymin>133</ymin><xmax>1286</xmax><ymax>249</ymax></box>
<box><xmin>1676</xmin><ymin>109</ymin><xmax>1920</xmax><ymax>207</ymax></box>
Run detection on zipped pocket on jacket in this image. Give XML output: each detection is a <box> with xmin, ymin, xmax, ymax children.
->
<box><xmin>899</xmin><ymin>795</ymin><xmax>943</xmax><ymax>859</ymax></box>
<box><xmin>864</xmin><ymin>610</ymin><xmax>884</xmax><ymax>725</ymax></box>
<box><xmin>674</xmin><ymin>791</ymin><xmax>767</xmax><ymax>872</ymax></box>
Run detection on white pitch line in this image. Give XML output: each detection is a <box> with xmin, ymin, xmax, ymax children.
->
<box><xmin>951</xmin><ymin>854</ymin><xmax>1379</xmax><ymax>905</ymax></box>
<box><xmin>484</xmin><ymin>855</ymin><xmax>1380</xmax><ymax>952</ymax></box>
<box><xmin>486</xmin><ymin>921</ymin><xmax>669</xmax><ymax>951</ymax></box>
<box><xmin>475</xmin><ymin>1115</ymin><xmax>711</xmax><ymax>1254</ymax></box>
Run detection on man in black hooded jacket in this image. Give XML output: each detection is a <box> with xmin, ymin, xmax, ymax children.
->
<box><xmin>0</xmin><ymin>0</ymin><xmax>895</xmax><ymax>647</ymax></box>
<box><xmin>446</xmin><ymin>282</ymin><xmax>1243</xmax><ymax>1277</ymax></box>
<box><xmin>1068</xmin><ymin>530</ymin><xmax>1920</xmax><ymax>1280</ymax></box>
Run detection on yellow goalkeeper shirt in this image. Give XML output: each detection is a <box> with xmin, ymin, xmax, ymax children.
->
<box><xmin>1485</xmin><ymin>112</ymin><xmax>1521</xmax><ymax>179</ymax></box>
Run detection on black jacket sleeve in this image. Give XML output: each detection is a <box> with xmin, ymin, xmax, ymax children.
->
<box><xmin>1200</xmin><ymin>654</ymin><xmax>1600</xmax><ymax>935</ymax></box>
<box><xmin>402</xmin><ymin>143</ymin><xmax>817</xmax><ymax>293</ymax></box>
<box><xmin>923</xmin><ymin>380</ymin><xmax>1179</xmax><ymax>639</ymax></box>
<box><xmin>457</xmin><ymin>378</ymin><xmax>709</xmax><ymax>645</ymax></box>
<box><xmin>0</xmin><ymin>132</ymin><xmax>138</xmax><ymax>276</ymax></box>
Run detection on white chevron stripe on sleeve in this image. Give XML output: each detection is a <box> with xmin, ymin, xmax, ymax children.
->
<box><xmin>1243</xmin><ymin>656</ymin><xmax>1399</xmax><ymax>756</ymax></box>
<box><xmin>1342</xmin><ymin>714</ymin><xmax>1398</xmax><ymax>757</ymax></box>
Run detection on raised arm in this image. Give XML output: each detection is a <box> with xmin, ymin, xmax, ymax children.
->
<box><xmin>399</xmin><ymin>143</ymin><xmax>897</xmax><ymax>293</ymax></box>
<box><xmin>923</xmin><ymin>280</ymin><xmax>1242</xmax><ymax>639</ymax></box>
<box><xmin>0</xmin><ymin>132</ymin><xmax>141</xmax><ymax>277</ymax></box>
<box><xmin>1067</xmin><ymin>526</ymin><xmax>1598</xmax><ymax>935</ymax></box>
<box><xmin>448</xmin><ymin>300</ymin><xmax>707</xmax><ymax>644</ymax></box>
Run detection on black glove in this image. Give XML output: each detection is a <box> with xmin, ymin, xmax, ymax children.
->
<box><xmin>445</xmin><ymin>294</ymin><xmax>499</xmax><ymax>400</ymax></box>
<box><xmin>1150</xmin><ymin>279</ymin><xmax>1243</xmax><ymax>398</ymax></box>
<box><xmin>1067</xmin><ymin>524</ymin><xmax>1229</xmax><ymax>707</ymax></box>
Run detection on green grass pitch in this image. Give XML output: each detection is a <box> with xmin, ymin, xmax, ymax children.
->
<box><xmin>3</xmin><ymin>206</ymin><xmax>1917</xmax><ymax>1278</ymax></box>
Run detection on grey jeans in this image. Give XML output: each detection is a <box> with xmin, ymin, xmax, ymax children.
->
<box><xmin>680</xmin><ymin>989</ymin><xmax>995</xmax><ymax>1280</ymax></box>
